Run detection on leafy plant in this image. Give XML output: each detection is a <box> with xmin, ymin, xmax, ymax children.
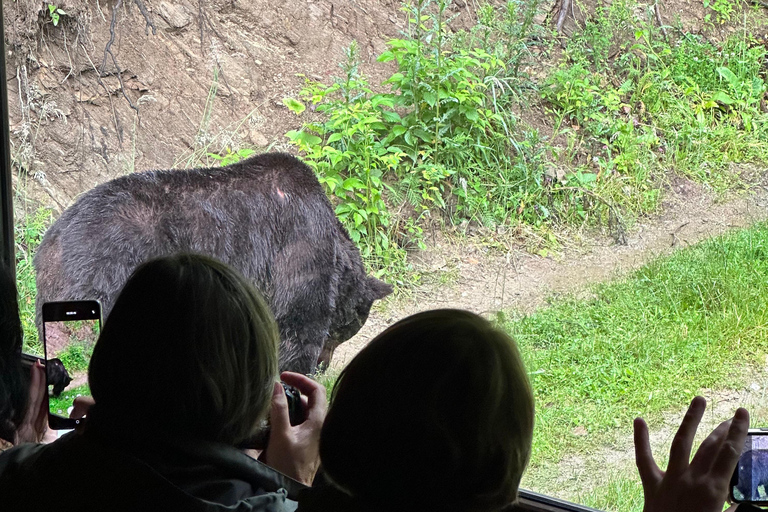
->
<box><xmin>703</xmin><ymin>0</ymin><xmax>738</xmax><ymax>24</ymax></box>
<box><xmin>47</xmin><ymin>4</ymin><xmax>67</xmax><ymax>26</ymax></box>
<box><xmin>286</xmin><ymin>43</ymin><xmax>403</xmax><ymax>266</ymax></box>
<box><xmin>207</xmin><ymin>148</ymin><xmax>256</xmax><ymax>166</ymax></box>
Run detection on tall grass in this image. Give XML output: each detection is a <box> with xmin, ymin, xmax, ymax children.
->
<box><xmin>15</xmin><ymin>207</ymin><xmax>53</xmax><ymax>355</ymax></box>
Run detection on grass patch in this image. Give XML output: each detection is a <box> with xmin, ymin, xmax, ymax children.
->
<box><xmin>500</xmin><ymin>222</ymin><xmax>768</xmax><ymax>505</ymax></box>
<box><xmin>315</xmin><ymin>366</ymin><xmax>342</xmax><ymax>404</ymax></box>
<box><xmin>574</xmin><ymin>470</ymin><xmax>645</xmax><ymax>512</ymax></box>
<box><xmin>48</xmin><ymin>383</ymin><xmax>90</xmax><ymax>419</ymax></box>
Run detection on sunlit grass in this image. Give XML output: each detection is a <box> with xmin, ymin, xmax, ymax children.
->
<box><xmin>502</xmin><ymin>222</ymin><xmax>768</xmax><ymax>509</ymax></box>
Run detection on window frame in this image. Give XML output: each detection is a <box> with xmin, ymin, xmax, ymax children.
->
<box><xmin>0</xmin><ymin>0</ymin><xmax>14</xmax><ymax>272</ymax></box>
<box><xmin>516</xmin><ymin>490</ymin><xmax>603</xmax><ymax>512</ymax></box>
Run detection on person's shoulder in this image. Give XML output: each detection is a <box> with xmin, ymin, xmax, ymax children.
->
<box><xmin>0</xmin><ymin>439</ymin><xmax>69</xmax><ymax>511</ymax></box>
<box><xmin>0</xmin><ymin>437</ymin><xmax>55</xmax><ymax>470</ymax></box>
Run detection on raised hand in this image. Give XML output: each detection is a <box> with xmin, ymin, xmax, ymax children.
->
<box><xmin>635</xmin><ymin>396</ymin><xmax>749</xmax><ymax>512</ymax></box>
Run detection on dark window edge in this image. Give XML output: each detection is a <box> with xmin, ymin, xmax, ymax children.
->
<box><xmin>0</xmin><ymin>0</ymin><xmax>15</xmax><ymax>272</ymax></box>
<box><xmin>516</xmin><ymin>490</ymin><xmax>604</xmax><ymax>512</ymax></box>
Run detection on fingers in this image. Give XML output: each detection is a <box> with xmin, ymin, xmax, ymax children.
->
<box><xmin>667</xmin><ymin>396</ymin><xmax>706</xmax><ymax>475</ymax></box>
<box><xmin>23</xmin><ymin>361</ymin><xmax>46</xmax><ymax>427</ymax></box>
<box><xmin>70</xmin><ymin>396</ymin><xmax>95</xmax><ymax>419</ymax></box>
<box><xmin>710</xmin><ymin>407</ymin><xmax>749</xmax><ymax>482</ymax></box>
<box><xmin>269</xmin><ymin>381</ymin><xmax>290</xmax><ymax>432</ymax></box>
<box><xmin>689</xmin><ymin>418</ymin><xmax>731</xmax><ymax>472</ymax></box>
<box><xmin>634</xmin><ymin>416</ymin><xmax>662</xmax><ymax>489</ymax></box>
<box><xmin>280</xmin><ymin>372</ymin><xmax>327</xmax><ymax>424</ymax></box>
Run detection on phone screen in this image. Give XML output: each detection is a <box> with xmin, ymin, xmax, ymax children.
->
<box><xmin>732</xmin><ymin>431</ymin><xmax>768</xmax><ymax>503</ymax></box>
<box><xmin>42</xmin><ymin>301</ymin><xmax>101</xmax><ymax>430</ymax></box>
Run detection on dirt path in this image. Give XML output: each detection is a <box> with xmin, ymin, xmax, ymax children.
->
<box><xmin>333</xmin><ymin>177</ymin><xmax>768</xmax><ymax>369</ymax></box>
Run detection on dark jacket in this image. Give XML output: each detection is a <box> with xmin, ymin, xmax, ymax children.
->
<box><xmin>0</xmin><ymin>427</ymin><xmax>304</xmax><ymax>512</ymax></box>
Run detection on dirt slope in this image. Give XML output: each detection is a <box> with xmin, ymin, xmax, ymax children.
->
<box><xmin>2</xmin><ymin>0</ymin><xmax>479</xmax><ymax>211</ymax></box>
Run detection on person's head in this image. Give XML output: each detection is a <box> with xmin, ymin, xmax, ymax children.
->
<box><xmin>88</xmin><ymin>253</ymin><xmax>279</xmax><ymax>445</ymax></box>
<box><xmin>0</xmin><ymin>264</ymin><xmax>26</xmax><ymax>443</ymax></box>
<box><xmin>320</xmin><ymin>309</ymin><xmax>535</xmax><ymax>512</ymax></box>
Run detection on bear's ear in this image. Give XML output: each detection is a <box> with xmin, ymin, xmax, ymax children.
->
<box><xmin>367</xmin><ymin>276</ymin><xmax>393</xmax><ymax>300</ymax></box>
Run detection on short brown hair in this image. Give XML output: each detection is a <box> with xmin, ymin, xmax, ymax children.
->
<box><xmin>320</xmin><ymin>309</ymin><xmax>535</xmax><ymax>512</ymax></box>
<box><xmin>88</xmin><ymin>254</ymin><xmax>279</xmax><ymax>445</ymax></box>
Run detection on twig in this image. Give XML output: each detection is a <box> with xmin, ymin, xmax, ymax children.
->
<box><xmin>554</xmin><ymin>0</ymin><xmax>571</xmax><ymax>32</ymax></box>
<box><xmin>82</xmin><ymin>41</ymin><xmax>122</xmax><ymax>144</ymax></box>
<box><xmin>95</xmin><ymin>0</ymin><xmax>107</xmax><ymax>22</ymax></box>
<box><xmin>198</xmin><ymin>0</ymin><xmax>205</xmax><ymax>55</ymax></box>
<box><xmin>60</xmin><ymin>25</ymin><xmax>78</xmax><ymax>83</ymax></box>
<box><xmin>654</xmin><ymin>1</ymin><xmax>668</xmax><ymax>40</ymax></box>
<box><xmin>670</xmin><ymin>221</ymin><xmax>690</xmax><ymax>247</ymax></box>
<box><xmin>749</xmin><ymin>0</ymin><xmax>768</xmax><ymax>8</ymax></box>
<box><xmin>132</xmin><ymin>0</ymin><xmax>157</xmax><ymax>35</ymax></box>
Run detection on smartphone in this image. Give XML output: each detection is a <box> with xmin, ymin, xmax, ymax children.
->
<box><xmin>41</xmin><ymin>300</ymin><xmax>102</xmax><ymax>430</ymax></box>
<box><xmin>731</xmin><ymin>429</ymin><xmax>768</xmax><ymax>504</ymax></box>
<box><xmin>237</xmin><ymin>382</ymin><xmax>305</xmax><ymax>450</ymax></box>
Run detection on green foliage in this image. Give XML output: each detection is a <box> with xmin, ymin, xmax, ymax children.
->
<box><xmin>542</xmin><ymin>2</ymin><xmax>768</xmax><ymax>200</ymax></box>
<box><xmin>16</xmin><ymin>208</ymin><xmax>54</xmax><ymax>355</ymax></box>
<box><xmin>285</xmin><ymin>0</ymin><xmax>551</xmax><ymax>280</ymax></box>
<box><xmin>286</xmin><ymin>43</ymin><xmax>403</xmax><ymax>269</ymax></box>
<box><xmin>207</xmin><ymin>148</ymin><xmax>256</xmax><ymax>166</ymax></box>
<box><xmin>47</xmin><ymin>4</ymin><xmax>67</xmax><ymax>26</ymax></box>
<box><xmin>703</xmin><ymin>0</ymin><xmax>738</xmax><ymax>24</ymax></box>
<box><xmin>283</xmin><ymin>0</ymin><xmax>767</xmax><ymax>286</ymax></box>
<box><xmin>57</xmin><ymin>340</ymin><xmax>94</xmax><ymax>374</ymax></box>
<box><xmin>471</xmin><ymin>0</ymin><xmax>545</xmax><ymax>75</ymax></box>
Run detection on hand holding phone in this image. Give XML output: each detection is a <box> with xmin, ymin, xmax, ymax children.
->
<box><xmin>263</xmin><ymin>372</ymin><xmax>327</xmax><ymax>486</ymax></box>
<box><xmin>42</xmin><ymin>300</ymin><xmax>101</xmax><ymax>430</ymax></box>
<box><xmin>14</xmin><ymin>360</ymin><xmax>50</xmax><ymax>444</ymax></box>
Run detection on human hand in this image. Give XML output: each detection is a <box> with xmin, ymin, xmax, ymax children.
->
<box><xmin>15</xmin><ymin>360</ymin><xmax>55</xmax><ymax>444</ymax></box>
<box><xmin>635</xmin><ymin>396</ymin><xmax>749</xmax><ymax>512</ymax></box>
<box><xmin>264</xmin><ymin>372</ymin><xmax>327</xmax><ymax>486</ymax></box>
<box><xmin>70</xmin><ymin>395</ymin><xmax>95</xmax><ymax>430</ymax></box>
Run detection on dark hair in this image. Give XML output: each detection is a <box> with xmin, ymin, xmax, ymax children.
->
<box><xmin>0</xmin><ymin>264</ymin><xmax>26</xmax><ymax>443</ymax></box>
<box><xmin>88</xmin><ymin>254</ymin><xmax>279</xmax><ymax>445</ymax></box>
<box><xmin>320</xmin><ymin>310</ymin><xmax>535</xmax><ymax>512</ymax></box>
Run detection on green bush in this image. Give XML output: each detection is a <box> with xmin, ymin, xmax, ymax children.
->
<box><xmin>283</xmin><ymin>0</ymin><xmax>767</xmax><ymax>285</ymax></box>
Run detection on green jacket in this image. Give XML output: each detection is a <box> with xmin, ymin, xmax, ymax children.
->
<box><xmin>0</xmin><ymin>428</ymin><xmax>304</xmax><ymax>512</ymax></box>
